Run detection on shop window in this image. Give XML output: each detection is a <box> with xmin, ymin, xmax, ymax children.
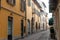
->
<box><xmin>7</xmin><ymin>0</ymin><xmax>15</xmax><ymax>6</ymax></box>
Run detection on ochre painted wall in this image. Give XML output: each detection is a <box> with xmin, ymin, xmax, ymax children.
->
<box><xmin>0</xmin><ymin>0</ymin><xmax>25</xmax><ymax>40</ymax></box>
<box><xmin>1</xmin><ymin>0</ymin><xmax>25</xmax><ymax>17</ymax></box>
<box><xmin>0</xmin><ymin>8</ymin><xmax>24</xmax><ymax>39</ymax></box>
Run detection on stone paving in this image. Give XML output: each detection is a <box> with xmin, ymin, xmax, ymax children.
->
<box><xmin>19</xmin><ymin>30</ymin><xmax>54</xmax><ymax>40</ymax></box>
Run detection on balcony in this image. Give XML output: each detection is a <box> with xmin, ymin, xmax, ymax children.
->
<box><xmin>49</xmin><ymin>0</ymin><xmax>58</xmax><ymax>13</ymax></box>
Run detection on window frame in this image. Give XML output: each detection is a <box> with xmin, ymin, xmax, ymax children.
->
<box><xmin>8</xmin><ymin>16</ymin><xmax>13</xmax><ymax>40</ymax></box>
<box><xmin>0</xmin><ymin>0</ymin><xmax>1</xmax><ymax>10</ymax></box>
<box><xmin>20</xmin><ymin>0</ymin><xmax>26</xmax><ymax>12</ymax></box>
<box><xmin>7</xmin><ymin>0</ymin><xmax>15</xmax><ymax>6</ymax></box>
<box><xmin>8</xmin><ymin>16</ymin><xmax>13</xmax><ymax>35</ymax></box>
<box><xmin>28</xmin><ymin>0</ymin><xmax>31</xmax><ymax>6</ymax></box>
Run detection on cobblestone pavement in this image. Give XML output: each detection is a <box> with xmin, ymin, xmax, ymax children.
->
<box><xmin>19</xmin><ymin>30</ymin><xmax>54</xmax><ymax>40</ymax></box>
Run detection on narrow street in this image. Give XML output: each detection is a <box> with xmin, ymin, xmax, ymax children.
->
<box><xmin>19</xmin><ymin>30</ymin><xmax>53</xmax><ymax>40</ymax></box>
<box><xmin>37</xmin><ymin>30</ymin><xmax>50</xmax><ymax>40</ymax></box>
<box><xmin>1</xmin><ymin>0</ymin><xmax>60</xmax><ymax>40</ymax></box>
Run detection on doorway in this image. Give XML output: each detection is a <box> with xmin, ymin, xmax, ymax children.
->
<box><xmin>31</xmin><ymin>17</ymin><xmax>34</xmax><ymax>33</ymax></box>
<box><xmin>36</xmin><ymin>22</ymin><xmax>38</xmax><ymax>31</ymax></box>
<box><xmin>27</xmin><ymin>20</ymin><xmax>30</xmax><ymax>34</ymax></box>
<box><xmin>21</xmin><ymin>20</ymin><xmax>24</xmax><ymax>38</ymax></box>
<box><xmin>8</xmin><ymin>16</ymin><xmax>13</xmax><ymax>40</ymax></box>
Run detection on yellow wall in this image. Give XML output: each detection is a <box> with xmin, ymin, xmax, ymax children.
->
<box><xmin>0</xmin><ymin>0</ymin><xmax>25</xmax><ymax>40</ymax></box>
<box><xmin>0</xmin><ymin>8</ymin><xmax>24</xmax><ymax>39</ymax></box>
<box><xmin>1</xmin><ymin>0</ymin><xmax>25</xmax><ymax>16</ymax></box>
<box><xmin>0</xmin><ymin>0</ymin><xmax>41</xmax><ymax>40</ymax></box>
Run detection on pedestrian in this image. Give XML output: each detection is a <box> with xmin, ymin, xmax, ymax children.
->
<box><xmin>50</xmin><ymin>27</ymin><xmax>56</xmax><ymax>39</ymax></box>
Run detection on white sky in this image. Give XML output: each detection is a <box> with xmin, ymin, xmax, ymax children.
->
<box><xmin>37</xmin><ymin>0</ymin><xmax>52</xmax><ymax>19</ymax></box>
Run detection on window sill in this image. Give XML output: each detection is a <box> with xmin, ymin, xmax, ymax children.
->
<box><xmin>7</xmin><ymin>2</ymin><xmax>15</xmax><ymax>6</ymax></box>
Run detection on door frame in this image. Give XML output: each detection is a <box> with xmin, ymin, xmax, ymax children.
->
<box><xmin>21</xmin><ymin>20</ymin><xmax>24</xmax><ymax>38</ymax></box>
<box><xmin>8</xmin><ymin>16</ymin><xmax>13</xmax><ymax>40</ymax></box>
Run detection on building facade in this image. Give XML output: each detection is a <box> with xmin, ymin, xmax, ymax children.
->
<box><xmin>25</xmin><ymin>0</ymin><xmax>32</xmax><ymax>35</ymax></box>
<box><xmin>49</xmin><ymin>0</ymin><xmax>60</xmax><ymax>40</ymax></box>
<box><xmin>32</xmin><ymin>0</ymin><xmax>41</xmax><ymax>33</ymax></box>
<box><xmin>0</xmin><ymin>0</ymin><xmax>48</xmax><ymax>40</ymax></box>
<box><xmin>40</xmin><ymin>12</ymin><xmax>48</xmax><ymax>30</ymax></box>
<box><xmin>54</xmin><ymin>2</ymin><xmax>60</xmax><ymax>40</ymax></box>
<box><xmin>0</xmin><ymin>0</ymin><xmax>26</xmax><ymax>40</ymax></box>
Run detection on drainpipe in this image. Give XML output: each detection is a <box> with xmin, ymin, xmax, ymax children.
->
<box><xmin>25</xmin><ymin>0</ymin><xmax>27</xmax><ymax>36</ymax></box>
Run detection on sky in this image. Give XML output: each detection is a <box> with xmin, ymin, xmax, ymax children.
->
<box><xmin>37</xmin><ymin>0</ymin><xmax>52</xmax><ymax>19</ymax></box>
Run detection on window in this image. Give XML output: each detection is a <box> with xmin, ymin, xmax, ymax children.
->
<box><xmin>32</xmin><ymin>3</ymin><xmax>34</xmax><ymax>9</ymax></box>
<box><xmin>7</xmin><ymin>0</ymin><xmax>15</xmax><ymax>6</ymax></box>
<box><xmin>0</xmin><ymin>0</ymin><xmax>1</xmax><ymax>9</ymax></box>
<box><xmin>28</xmin><ymin>0</ymin><xmax>31</xmax><ymax>6</ymax></box>
<box><xmin>20</xmin><ymin>0</ymin><xmax>26</xmax><ymax>11</ymax></box>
